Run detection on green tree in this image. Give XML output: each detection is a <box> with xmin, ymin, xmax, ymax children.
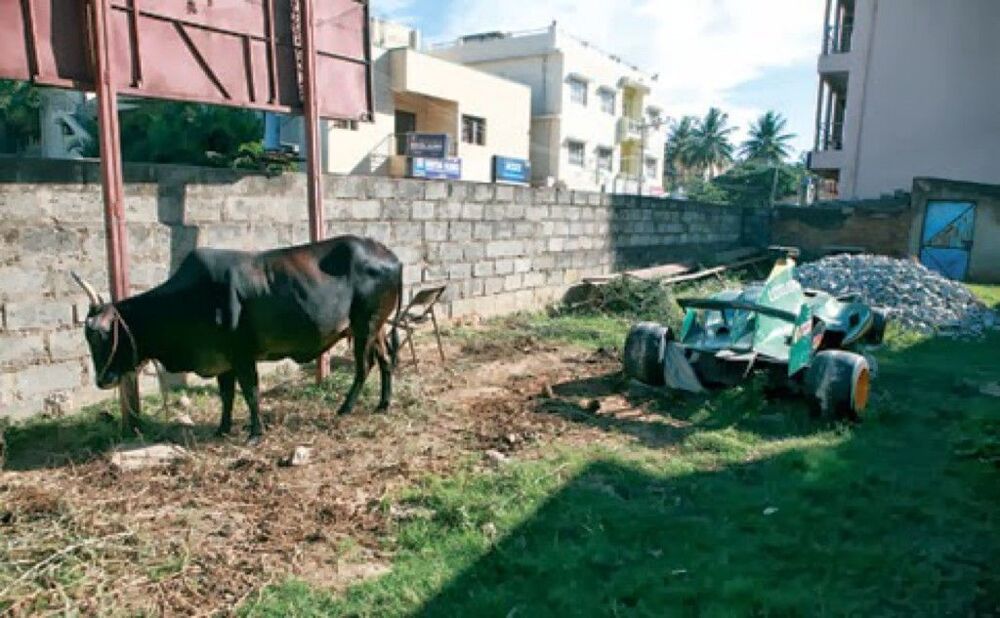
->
<box><xmin>114</xmin><ymin>100</ymin><xmax>262</xmax><ymax>167</ymax></box>
<box><xmin>711</xmin><ymin>159</ymin><xmax>807</xmax><ymax>207</ymax></box>
<box><xmin>740</xmin><ymin>111</ymin><xmax>795</xmax><ymax>163</ymax></box>
<box><xmin>690</xmin><ymin>107</ymin><xmax>735</xmax><ymax>180</ymax></box>
<box><xmin>0</xmin><ymin>79</ymin><xmax>42</xmax><ymax>154</ymax></box>
<box><xmin>663</xmin><ymin>115</ymin><xmax>698</xmax><ymax>189</ymax></box>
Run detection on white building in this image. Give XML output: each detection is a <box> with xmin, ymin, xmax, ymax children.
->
<box><xmin>280</xmin><ymin>19</ymin><xmax>531</xmax><ymax>184</ymax></box>
<box><xmin>429</xmin><ymin>23</ymin><xmax>666</xmax><ymax>194</ymax></box>
<box><xmin>809</xmin><ymin>0</ymin><xmax>1000</xmax><ymax>199</ymax></box>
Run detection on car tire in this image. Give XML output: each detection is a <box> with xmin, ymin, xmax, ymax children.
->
<box><xmin>864</xmin><ymin>309</ymin><xmax>888</xmax><ymax>345</ymax></box>
<box><xmin>623</xmin><ymin>322</ymin><xmax>673</xmax><ymax>386</ymax></box>
<box><xmin>805</xmin><ymin>350</ymin><xmax>871</xmax><ymax>421</ymax></box>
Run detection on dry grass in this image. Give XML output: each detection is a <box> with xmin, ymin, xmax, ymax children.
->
<box><xmin>0</xmin><ymin>333</ymin><xmax>627</xmax><ymax>616</ymax></box>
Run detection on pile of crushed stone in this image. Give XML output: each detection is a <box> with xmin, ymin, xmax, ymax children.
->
<box><xmin>795</xmin><ymin>254</ymin><xmax>998</xmax><ymax>337</ymax></box>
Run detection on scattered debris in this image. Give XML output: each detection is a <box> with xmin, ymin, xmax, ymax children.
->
<box><xmin>286</xmin><ymin>446</ymin><xmax>313</xmax><ymax>467</ymax></box>
<box><xmin>390</xmin><ymin>504</ymin><xmax>435</xmax><ymax>522</ymax></box>
<box><xmin>796</xmin><ymin>254</ymin><xmax>997</xmax><ymax>336</ymax></box>
<box><xmin>484</xmin><ymin>449</ymin><xmax>510</xmax><ymax>466</ymax></box>
<box><xmin>109</xmin><ymin>444</ymin><xmax>189</xmax><ymax>472</ymax></box>
<box><xmin>763</xmin><ymin>506</ymin><xmax>779</xmax><ymax>516</ymax></box>
<box><xmin>0</xmin><ymin>332</ymin><xmax>625</xmax><ymax>614</ymax></box>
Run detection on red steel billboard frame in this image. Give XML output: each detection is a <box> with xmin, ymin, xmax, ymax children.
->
<box><xmin>1</xmin><ymin>0</ymin><xmax>373</xmax><ymax>428</ymax></box>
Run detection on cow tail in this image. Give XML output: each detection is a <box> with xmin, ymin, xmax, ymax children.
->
<box><xmin>391</xmin><ymin>269</ymin><xmax>403</xmax><ymax>369</ymax></box>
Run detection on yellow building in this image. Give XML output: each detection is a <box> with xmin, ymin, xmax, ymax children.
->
<box><xmin>281</xmin><ymin>19</ymin><xmax>531</xmax><ymax>184</ymax></box>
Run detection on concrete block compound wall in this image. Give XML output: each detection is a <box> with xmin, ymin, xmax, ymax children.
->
<box><xmin>0</xmin><ymin>158</ymin><xmax>745</xmax><ymax>420</ymax></box>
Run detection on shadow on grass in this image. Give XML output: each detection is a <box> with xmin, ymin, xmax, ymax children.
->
<box><xmin>539</xmin><ymin>368</ymin><xmax>820</xmax><ymax>449</ymax></box>
<box><xmin>1</xmin><ymin>394</ymin><xmax>220</xmax><ymax>472</ymax></box>
<box><xmin>240</xmin><ymin>331</ymin><xmax>1000</xmax><ymax>616</ymax></box>
<box><xmin>411</xmin><ymin>333</ymin><xmax>1000</xmax><ymax>615</ymax></box>
<box><xmin>1</xmin><ymin>353</ymin><xmax>381</xmax><ymax>473</ymax></box>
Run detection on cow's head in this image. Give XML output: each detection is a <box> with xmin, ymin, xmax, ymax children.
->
<box><xmin>71</xmin><ymin>272</ymin><xmax>137</xmax><ymax>389</ymax></box>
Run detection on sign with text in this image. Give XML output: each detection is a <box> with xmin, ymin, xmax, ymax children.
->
<box><xmin>410</xmin><ymin>157</ymin><xmax>462</xmax><ymax>180</ymax></box>
<box><xmin>405</xmin><ymin>133</ymin><xmax>450</xmax><ymax>159</ymax></box>
<box><xmin>493</xmin><ymin>156</ymin><xmax>531</xmax><ymax>185</ymax></box>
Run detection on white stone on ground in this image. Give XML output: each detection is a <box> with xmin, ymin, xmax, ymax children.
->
<box><xmin>795</xmin><ymin>254</ymin><xmax>997</xmax><ymax>337</ymax></box>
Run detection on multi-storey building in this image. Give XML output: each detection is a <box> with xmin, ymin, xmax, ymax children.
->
<box><xmin>430</xmin><ymin>22</ymin><xmax>666</xmax><ymax>194</ymax></box>
<box><xmin>277</xmin><ymin>19</ymin><xmax>531</xmax><ymax>184</ymax></box>
<box><xmin>809</xmin><ymin>0</ymin><xmax>1000</xmax><ymax>199</ymax></box>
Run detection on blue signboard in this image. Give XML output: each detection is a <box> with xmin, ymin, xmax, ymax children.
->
<box><xmin>493</xmin><ymin>156</ymin><xmax>531</xmax><ymax>184</ymax></box>
<box><xmin>406</xmin><ymin>133</ymin><xmax>450</xmax><ymax>158</ymax></box>
<box><xmin>410</xmin><ymin>157</ymin><xmax>462</xmax><ymax>180</ymax></box>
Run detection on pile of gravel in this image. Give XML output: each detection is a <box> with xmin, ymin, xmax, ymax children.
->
<box><xmin>794</xmin><ymin>254</ymin><xmax>998</xmax><ymax>337</ymax></box>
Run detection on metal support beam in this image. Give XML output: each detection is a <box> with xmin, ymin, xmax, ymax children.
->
<box><xmin>299</xmin><ymin>0</ymin><xmax>328</xmax><ymax>382</ymax></box>
<box><xmin>90</xmin><ymin>0</ymin><xmax>140</xmax><ymax>433</ymax></box>
<box><xmin>813</xmin><ymin>79</ymin><xmax>825</xmax><ymax>152</ymax></box>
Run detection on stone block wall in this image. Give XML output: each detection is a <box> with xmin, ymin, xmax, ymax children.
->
<box><xmin>0</xmin><ymin>158</ymin><xmax>747</xmax><ymax>419</ymax></box>
<box><xmin>770</xmin><ymin>201</ymin><xmax>915</xmax><ymax>259</ymax></box>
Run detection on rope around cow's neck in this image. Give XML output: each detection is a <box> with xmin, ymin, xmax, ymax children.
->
<box><xmin>98</xmin><ymin>305</ymin><xmax>139</xmax><ymax>385</ymax></box>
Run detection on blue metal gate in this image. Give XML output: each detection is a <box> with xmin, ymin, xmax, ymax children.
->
<box><xmin>919</xmin><ymin>201</ymin><xmax>976</xmax><ymax>280</ymax></box>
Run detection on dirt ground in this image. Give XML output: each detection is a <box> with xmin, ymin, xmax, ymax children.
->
<box><xmin>0</xmin><ymin>332</ymin><xmax>671</xmax><ymax>616</ymax></box>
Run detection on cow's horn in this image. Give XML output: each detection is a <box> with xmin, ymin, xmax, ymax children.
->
<box><xmin>70</xmin><ymin>271</ymin><xmax>104</xmax><ymax>306</ymax></box>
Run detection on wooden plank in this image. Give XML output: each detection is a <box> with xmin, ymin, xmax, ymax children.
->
<box><xmin>661</xmin><ymin>255</ymin><xmax>771</xmax><ymax>285</ymax></box>
<box><xmin>582</xmin><ymin>262</ymin><xmax>691</xmax><ymax>285</ymax></box>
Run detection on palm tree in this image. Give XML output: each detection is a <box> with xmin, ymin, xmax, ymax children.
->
<box><xmin>741</xmin><ymin>111</ymin><xmax>796</xmax><ymax>163</ymax></box>
<box><xmin>664</xmin><ymin>115</ymin><xmax>698</xmax><ymax>186</ymax></box>
<box><xmin>690</xmin><ymin>107</ymin><xmax>735</xmax><ymax>179</ymax></box>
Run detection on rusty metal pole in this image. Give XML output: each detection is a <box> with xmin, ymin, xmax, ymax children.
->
<box><xmin>90</xmin><ymin>0</ymin><xmax>140</xmax><ymax>432</ymax></box>
<box><xmin>299</xmin><ymin>0</ymin><xmax>328</xmax><ymax>382</ymax></box>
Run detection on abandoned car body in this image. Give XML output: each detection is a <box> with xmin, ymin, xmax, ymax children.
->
<box><xmin>72</xmin><ymin>235</ymin><xmax>403</xmax><ymax>438</ymax></box>
<box><xmin>625</xmin><ymin>250</ymin><xmax>885</xmax><ymax>420</ymax></box>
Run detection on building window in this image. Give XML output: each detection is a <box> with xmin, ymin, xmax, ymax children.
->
<box><xmin>567</xmin><ymin>140</ymin><xmax>585</xmax><ymax>167</ymax></box>
<box><xmin>646</xmin><ymin>108</ymin><xmax>662</xmax><ymax>126</ymax></box>
<box><xmin>332</xmin><ymin>119</ymin><xmax>358</xmax><ymax>131</ymax></box>
<box><xmin>462</xmin><ymin>115</ymin><xmax>487</xmax><ymax>145</ymax></box>
<box><xmin>568</xmin><ymin>77</ymin><xmax>588</xmax><ymax>106</ymax></box>
<box><xmin>645</xmin><ymin>157</ymin><xmax>658</xmax><ymax>178</ymax></box>
<box><xmin>598</xmin><ymin>88</ymin><xmax>615</xmax><ymax>114</ymax></box>
<box><xmin>596</xmin><ymin>146</ymin><xmax>613</xmax><ymax>172</ymax></box>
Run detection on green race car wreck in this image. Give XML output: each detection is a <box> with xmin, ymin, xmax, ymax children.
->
<box><xmin>624</xmin><ymin>250</ymin><xmax>886</xmax><ymax>420</ymax></box>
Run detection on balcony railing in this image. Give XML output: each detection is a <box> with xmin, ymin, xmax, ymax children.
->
<box><xmin>823</xmin><ymin>23</ymin><xmax>854</xmax><ymax>55</ymax></box>
<box><xmin>817</xmin><ymin>121</ymin><xmax>844</xmax><ymax>151</ymax></box>
<box><xmin>617</xmin><ymin>117</ymin><xmax>643</xmax><ymax>142</ymax></box>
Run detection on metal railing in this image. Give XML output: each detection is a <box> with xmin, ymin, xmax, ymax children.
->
<box><xmin>617</xmin><ymin>117</ymin><xmax>644</xmax><ymax>142</ymax></box>
<box><xmin>823</xmin><ymin>23</ymin><xmax>854</xmax><ymax>55</ymax></box>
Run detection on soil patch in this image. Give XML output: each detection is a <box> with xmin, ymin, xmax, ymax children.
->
<box><xmin>0</xmin><ymin>332</ymin><xmax>673</xmax><ymax>615</ymax></box>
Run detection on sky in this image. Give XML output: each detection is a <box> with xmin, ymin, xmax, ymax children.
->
<box><xmin>373</xmin><ymin>0</ymin><xmax>824</xmax><ymax>158</ymax></box>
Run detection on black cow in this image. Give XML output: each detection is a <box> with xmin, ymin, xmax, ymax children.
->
<box><xmin>72</xmin><ymin>235</ymin><xmax>403</xmax><ymax>439</ymax></box>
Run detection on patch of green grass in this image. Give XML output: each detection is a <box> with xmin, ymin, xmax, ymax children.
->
<box><xmin>0</xmin><ymin>388</ymin><xmax>221</xmax><ymax>471</ymax></box>
<box><xmin>244</xmin><ymin>326</ymin><xmax>1000</xmax><ymax>616</ymax></box>
<box><xmin>969</xmin><ymin>283</ymin><xmax>1000</xmax><ymax>309</ymax></box>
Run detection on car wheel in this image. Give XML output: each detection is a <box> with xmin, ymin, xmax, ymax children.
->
<box><xmin>863</xmin><ymin>309</ymin><xmax>888</xmax><ymax>345</ymax></box>
<box><xmin>805</xmin><ymin>350</ymin><xmax>871</xmax><ymax>421</ymax></box>
<box><xmin>623</xmin><ymin>322</ymin><xmax>673</xmax><ymax>386</ymax></box>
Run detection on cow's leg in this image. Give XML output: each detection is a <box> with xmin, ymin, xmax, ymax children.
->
<box><xmin>337</xmin><ymin>323</ymin><xmax>372</xmax><ymax>416</ymax></box>
<box><xmin>374</xmin><ymin>332</ymin><xmax>392</xmax><ymax>412</ymax></box>
<box><xmin>235</xmin><ymin>364</ymin><xmax>263</xmax><ymax>440</ymax></box>
<box><xmin>216</xmin><ymin>371</ymin><xmax>236</xmax><ymax>436</ymax></box>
